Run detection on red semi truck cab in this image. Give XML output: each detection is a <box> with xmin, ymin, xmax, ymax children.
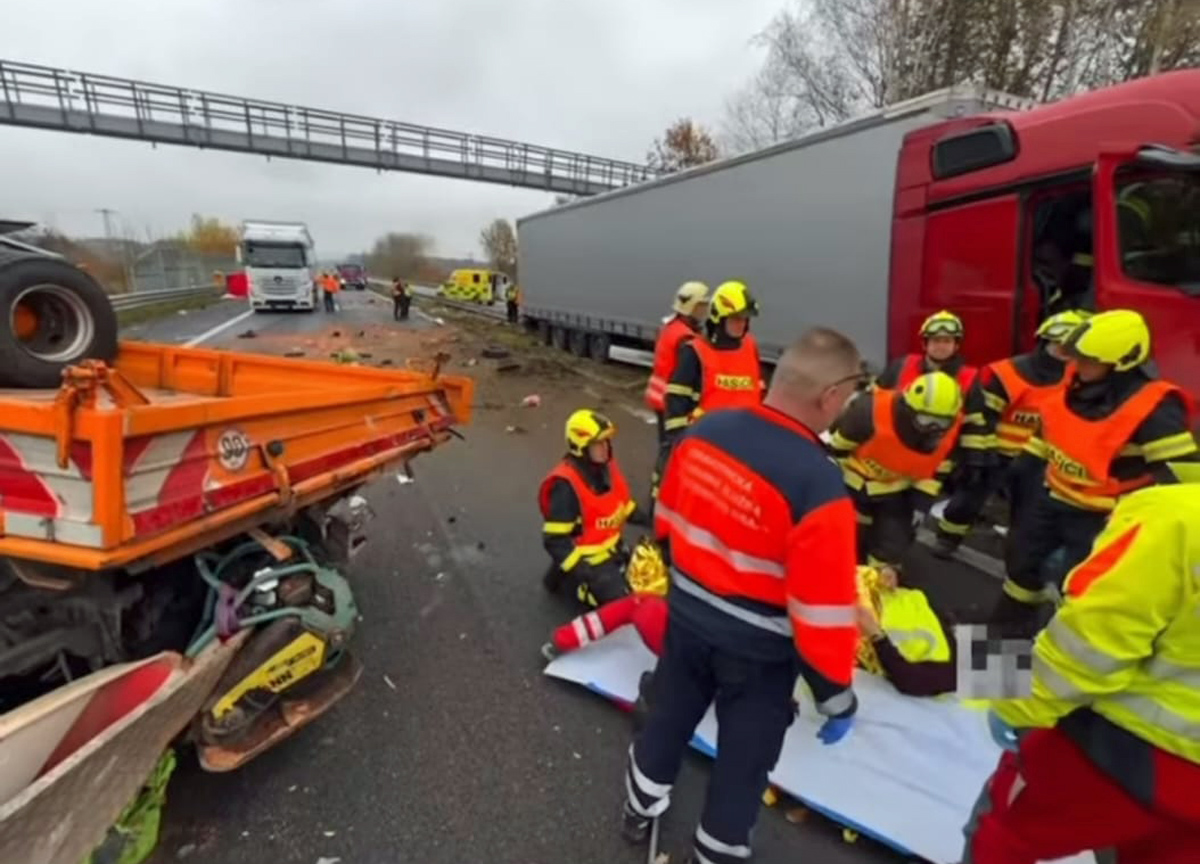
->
<box><xmin>890</xmin><ymin>70</ymin><xmax>1200</xmax><ymax>407</ymax></box>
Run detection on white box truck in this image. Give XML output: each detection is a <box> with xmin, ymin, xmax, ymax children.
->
<box><xmin>238</xmin><ymin>220</ymin><xmax>317</xmax><ymax>313</ymax></box>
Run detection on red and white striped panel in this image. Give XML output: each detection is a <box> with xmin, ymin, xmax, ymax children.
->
<box><xmin>0</xmin><ymin>434</ymin><xmax>98</xmax><ymax>546</ymax></box>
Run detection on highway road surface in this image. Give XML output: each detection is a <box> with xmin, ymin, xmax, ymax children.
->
<box><xmin>133</xmin><ymin>290</ymin><xmax>1002</xmax><ymax>864</ymax></box>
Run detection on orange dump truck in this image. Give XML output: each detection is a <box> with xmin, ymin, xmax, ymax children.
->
<box><xmin>0</xmin><ymin>332</ymin><xmax>472</xmax><ymax>862</ymax></box>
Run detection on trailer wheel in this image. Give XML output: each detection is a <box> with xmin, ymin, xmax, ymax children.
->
<box><xmin>587</xmin><ymin>332</ymin><xmax>611</xmax><ymax>363</ymax></box>
<box><xmin>0</xmin><ymin>252</ymin><xmax>118</xmax><ymax>388</ymax></box>
<box><xmin>552</xmin><ymin>326</ymin><xmax>570</xmax><ymax>351</ymax></box>
<box><xmin>568</xmin><ymin>329</ymin><xmax>589</xmax><ymax>358</ymax></box>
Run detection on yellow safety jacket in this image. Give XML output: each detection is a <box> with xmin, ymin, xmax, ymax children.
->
<box><xmin>993</xmin><ymin>483</ymin><xmax>1200</xmax><ymax>765</ymax></box>
<box><xmin>855</xmin><ymin>567</ymin><xmax>951</xmax><ymax>676</ymax></box>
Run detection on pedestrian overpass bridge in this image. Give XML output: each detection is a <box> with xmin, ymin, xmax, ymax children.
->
<box><xmin>0</xmin><ymin>59</ymin><xmax>656</xmax><ymax>197</ymax></box>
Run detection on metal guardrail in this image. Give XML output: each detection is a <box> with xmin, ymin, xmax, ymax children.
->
<box><xmin>109</xmin><ymin>284</ymin><xmax>218</xmax><ymax>311</ymax></box>
<box><xmin>0</xmin><ymin>59</ymin><xmax>658</xmax><ymax>196</ymax></box>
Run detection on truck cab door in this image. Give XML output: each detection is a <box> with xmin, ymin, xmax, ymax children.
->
<box><xmin>1092</xmin><ymin>146</ymin><xmax>1200</xmax><ymax>404</ymax></box>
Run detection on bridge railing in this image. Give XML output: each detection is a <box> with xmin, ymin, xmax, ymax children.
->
<box><xmin>0</xmin><ymin>59</ymin><xmax>657</xmax><ymax>193</ymax></box>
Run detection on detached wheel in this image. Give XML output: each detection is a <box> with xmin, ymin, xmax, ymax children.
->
<box><xmin>0</xmin><ymin>253</ymin><xmax>118</xmax><ymax>388</ymax></box>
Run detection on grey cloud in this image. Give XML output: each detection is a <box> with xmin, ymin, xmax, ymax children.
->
<box><xmin>0</xmin><ymin>0</ymin><xmax>778</xmax><ymax>257</ymax></box>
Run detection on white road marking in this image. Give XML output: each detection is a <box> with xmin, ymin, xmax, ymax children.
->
<box><xmin>182</xmin><ymin>308</ymin><xmax>256</xmax><ymax>347</ymax></box>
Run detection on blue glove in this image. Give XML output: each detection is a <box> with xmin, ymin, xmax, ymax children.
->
<box><xmin>988</xmin><ymin>709</ymin><xmax>1020</xmax><ymax>752</ymax></box>
<box><xmin>817</xmin><ymin>715</ymin><xmax>854</xmax><ymax>745</ymax></box>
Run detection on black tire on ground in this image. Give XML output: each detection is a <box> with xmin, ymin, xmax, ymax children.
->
<box><xmin>569</xmin><ymin>329</ymin><xmax>589</xmax><ymax>358</ymax></box>
<box><xmin>0</xmin><ymin>251</ymin><xmax>119</xmax><ymax>388</ymax></box>
<box><xmin>552</xmin><ymin>326</ymin><xmax>570</xmax><ymax>351</ymax></box>
<box><xmin>587</xmin><ymin>332</ymin><xmax>611</xmax><ymax>363</ymax></box>
<box><xmin>537</xmin><ymin>320</ymin><xmax>552</xmax><ymax>345</ymax></box>
<box><xmin>481</xmin><ymin>345</ymin><xmax>511</xmax><ymax>360</ymax></box>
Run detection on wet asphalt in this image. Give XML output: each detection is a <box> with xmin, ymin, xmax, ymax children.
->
<box><xmin>133</xmin><ymin>291</ymin><xmax>999</xmax><ymax>864</ymax></box>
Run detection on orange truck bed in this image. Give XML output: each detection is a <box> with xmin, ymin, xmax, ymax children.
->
<box><xmin>0</xmin><ymin>342</ymin><xmax>473</xmax><ymax>571</ymax></box>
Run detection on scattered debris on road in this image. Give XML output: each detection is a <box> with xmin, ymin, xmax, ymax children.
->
<box><xmin>284</xmin><ymin>347</ymin><xmax>305</xmax><ymax>357</ymax></box>
<box><xmin>482</xmin><ymin>345</ymin><xmax>510</xmax><ymax>359</ymax></box>
<box><xmin>383</xmin><ymin>674</ymin><xmax>397</xmax><ymax>691</ymax></box>
<box><xmin>238</xmin><ymin>329</ymin><xmax>257</xmax><ymax>339</ymax></box>
<box><xmin>522</xmin><ymin>394</ymin><xmax>541</xmax><ymax>408</ymax></box>
<box><xmin>497</xmin><ymin>361</ymin><xmax>521</xmax><ymax>373</ymax></box>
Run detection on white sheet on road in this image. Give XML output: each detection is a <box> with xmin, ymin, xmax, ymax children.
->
<box><xmin>544</xmin><ymin>626</ymin><xmax>1095</xmax><ymax>864</ymax></box>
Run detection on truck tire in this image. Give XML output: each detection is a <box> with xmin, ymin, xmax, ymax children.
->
<box><xmin>552</xmin><ymin>326</ymin><xmax>570</xmax><ymax>352</ymax></box>
<box><xmin>0</xmin><ymin>251</ymin><xmax>119</xmax><ymax>388</ymax></box>
<box><xmin>588</xmin><ymin>332</ymin><xmax>611</xmax><ymax>363</ymax></box>
<box><xmin>568</xmin><ymin>329</ymin><xmax>589</xmax><ymax>358</ymax></box>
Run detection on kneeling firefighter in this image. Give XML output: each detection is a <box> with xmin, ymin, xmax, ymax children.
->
<box><xmin>992</xmin><ymin>309</ymin><xmax>1199</xmax><ymax>629</ymax></box>
<box><xmin>966</xmin><ymin>470</ymin><xmax>1200</xmax><ymax>864</ymax></box>
<box><xmin>540</xmin><ymin>409</ymin><xmax>641</xmax><ymax>607</ymax></box>
<box><xmin>933</xmin><ymin>309</ymin><xmax>1089</xmax><ymax>559</ymax></box>
<box><xmin>854</xmin><ymin>565</ymin><xmax>957</xmax><ymax>698</ymax></box>
<box><xmin>829</xmin><ymin>371</ymin><xmax>963</xmax><ymax>568</ymax></box>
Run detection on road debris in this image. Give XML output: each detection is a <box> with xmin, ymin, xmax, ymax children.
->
<box><xmin>176</xmin><ymin>844</ymin><xmax>196</xmax><ymax>859</ymax></box>
<box><xmin>284</xmin><ymin>348</ymin><xmax>305</xmax><ymax>357</ymax></box>
<box><xmin>396</xmin><ymin>473</ymin><xmax>416</xmax><ymax>486</ymax></box>
<box><xmin>482</xmin><ymin>345</ymin><xmax>510</xmax><ymax>359</ymax></box>
<box><xmin>316</xmin><ymin>858</ymin><xmax>342</xmax><ymax>864</ymax></box>
<box><xmin>434</xmin><ymin>572</ymin><xmax>447</xmax><ymax>582</ymax></box>
<box><xmin>497</xmin><ymin>361</ymin><xmax>521</xmax><ymax>373</ymax></box>
<box><xmin>522</xmin><ymin>394</ymin><xmax>542</xmax><ymax>408</ymax></box>
<box><xmin>785</xmin><ymin>806</ymin><xmax>809</xmax><ymax>824</ymax></box>
<box><xmin>383</xmin><ymin>674</ymin><xmax>397</xmax><ymax>691</ymax></box>
<box><xmin>238</xmin><ymin>329</ymin><xmax>257</xmax><ymax>339</ymax></box>
<box><xmin>466</xmin><ymin>358</ymin><xmax>478</xmax><ymax>367</ymax></box>
<box><xmin>505</xmin><ymin>425</ymin><xmax>527</xmax><ymax>434</ymax></box>
<box><xmin>323</xmin><ymin>830</ymin><xmax>337</xmax><ymax>838</ymax></box>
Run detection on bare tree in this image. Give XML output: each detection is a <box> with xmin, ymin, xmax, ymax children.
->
<box><xmin>365</xmin><ymin>232</ymin><xmax>433</xmax><ymax>280</ymax></box>
<box><xmin>648</xmin><ymin>119</ymin><xmax>722</xmax><ymax>173</ymax></box>
<box><xmin>479</xmin><ymin>218</ymin><xmax>519</xmax><ymax>279</ymax></box>
<box><xmin>724</xmin><ymin>0</ymin><xmax>1200</xmax><ymax>148</ymax></box>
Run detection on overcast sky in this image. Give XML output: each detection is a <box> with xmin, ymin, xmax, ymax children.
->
<box><xmin>0</xmin><ymin>0</ymin><xmax>781</xmax><ymax>259</ymax></box>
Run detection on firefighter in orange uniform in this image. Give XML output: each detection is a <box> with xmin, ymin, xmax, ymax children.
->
<box><xmin>539</xmin><ymin>409</ymin><xmax>639</xmax><ymax>608</ymax></box>
<box><xmin>933</xmin><ymin>310</ymin><xmax>1089</xmax><ymax>558</ymax></box>
<box><xmin>623</xmin><ymin>329</ymin><xmax>864</xmax><ymax>864</ymax></box>
<box><xmin>829</xmin><ymin>372</ymin><xmax>963</xmax><ymax>568</ymax></box>
<box><xmin>645</xmin><ymin>281</ymin><xmax>710</xmax><ymax>437</ymax></box>
<box><xmin>875</xmin><ymin>309</ymin><xmax>976</xmax><ymax>394</ymax></box>
<box><xmin>993</xmin><ymin>309</ymin><xmax>1199</xmax><ymax>629</ymax></box>
<box><xmin>655</xmin><ymin>281</ymin><xmax>763</xmax><ymax>493</ymax></box>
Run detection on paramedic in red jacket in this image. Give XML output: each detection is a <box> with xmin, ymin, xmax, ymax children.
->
<box><xmin>622</xmin><ymin>328</ymin><xmax>865</xmax><ymax>864</ymax></box>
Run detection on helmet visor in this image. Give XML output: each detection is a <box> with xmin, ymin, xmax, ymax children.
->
<box><xmin>912</xmin><ymin>412</ymin><xmax>955</xmax><ymax>432</ymax></box>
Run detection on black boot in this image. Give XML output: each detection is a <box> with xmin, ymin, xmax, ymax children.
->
<box><xmin>620</xmin><ymin>802</ymin><xmax>651</xmax><ymax>845</ymax></box>
<box><xmin>543</xmin><ymin>564</ymin><xmax>566</xmax><ymax>594</ymax></box>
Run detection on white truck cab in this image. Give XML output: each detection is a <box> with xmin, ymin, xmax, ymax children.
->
<box><xmin>238</xmin><ymin>220</ymin><xmax>317</xmax><ymax>312</ymax></box>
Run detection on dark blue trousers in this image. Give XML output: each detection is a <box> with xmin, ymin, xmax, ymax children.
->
<box><xmin>626</xmin><ymin>618</ymin><xmax>797</xmax><ymax>862</ymax></box>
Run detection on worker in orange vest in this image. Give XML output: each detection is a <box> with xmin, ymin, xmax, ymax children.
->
<box><xmin>623</xmin><ymin>329</ymin><xmax>863</xmax><ymax>863</ymax></box>
<box><xmin>992</xmin><ymin>309</ymin><xmax>1199</xmax><ymax>629</ymax></box>
<box><xmin>933</xmin><ymin>310</ymin><xmax>1089</xmax><ymax>559</ymax></box>
<box><xmin>645</xmin><ymin>281</ymin><xmax>710</xmax><ymax>440</ymax></box>
<box><xmin>539</xmin><ymin>409</ymin><xmax>641</xmax><ymax>608</ymax></box>
<box><xmin>655</xmin><ymin>281</ymin><xmax>762</xmax><ymax>490</ymax></box>
<box><xmin>829</xmin><ymin>371</ymin><xmax>963</xmax><ymax>568</ymax></box>
<box><xmin>321</xmin><ymin>271</ymin><xmax>340</xmax><ymax>313</ymax></box>
<box><xmin>875</xmin><ymin>309</ymin><xmax>977</xmax><ymax>394</ymax></box>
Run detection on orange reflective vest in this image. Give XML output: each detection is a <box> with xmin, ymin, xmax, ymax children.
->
<box><xmin>538</xmin><ymin>459</ymin><xmax>633</xmax><ymax>564</ymax></box>
<box><xmin>898</xmin><ymin>353</ymin><xmax>977</xmax><ymax>395</ymax></box>
<box><xmin>1039</xmin><ymin>379</ymin><xmax>1180</xmax><ymax>511</ymax></box>
<box><xmin>692</xmin><ymin>334</ymin><xmax>762</xmax><ymax>417</ymax></box>
<box><xmin>851</xmin><ymin>390</ymin><xmax>961</xmax><ymax>483</ymax></box>
<box><xmin>645</xmin><ymin>317</ymin><xmax>697</xmax><ymax>412</ymax></box>
<box><xmin>989</xmin><ymin>359</ymin><xmax>1066</xmax><ymax>457</ymax></box>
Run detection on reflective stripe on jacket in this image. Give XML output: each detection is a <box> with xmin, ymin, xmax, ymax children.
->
<box><xmin>691</xmin><ymin>334</ymin><xmax>762</xmax><ymax>417</ymax></box>
<box><xmin>655</xmin><ymin>404</ymin><xmax>858</xmax><ymax>712</ymax></box>
<box><xmin>538</xmin><ymin>459</ymin><xmax>633</xmax><ymax>571</ymax></box>
<box><xmin>1038</xmin><ymin>379</ymin><xmax>1181</xmax><ymax>511</ymax></box>
<box><xmin>845</xmin><ymin>390</ymin><xmax>960</xmax><ymax>488</ymax></box>
<box><xmin>645</xmin><ymin>317</ymin><xmax>696</xmax><ymax>411</ymax></box>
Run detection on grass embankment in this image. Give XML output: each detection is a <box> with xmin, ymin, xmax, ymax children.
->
<box><xmin>115</xmin><ymin>294</ymin><xmax>222</xmax><ymax>328</ymax></box>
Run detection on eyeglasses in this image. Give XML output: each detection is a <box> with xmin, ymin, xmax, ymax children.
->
<box><xmin>823</xmin><ymin>372</ymin><xmax>871</xmax><ymax>391</ymax></box>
